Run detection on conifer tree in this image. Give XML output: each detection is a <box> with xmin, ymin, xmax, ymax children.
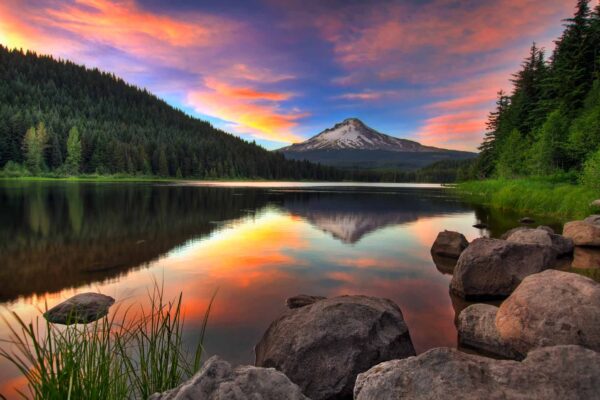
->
<box><xmin>65</xmin><ymin>126</ymin><xmax>82</xmax><ymax>174</ymax></box>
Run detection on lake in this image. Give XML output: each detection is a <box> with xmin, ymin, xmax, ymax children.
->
<box><xmin>0</xmin><ymin>180</ymin><xmax>568</xmax><ymax>396</ymax></box>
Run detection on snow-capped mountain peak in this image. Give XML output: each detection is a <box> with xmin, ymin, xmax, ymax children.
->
<box><xmin>278</xmin><ymin>118</ymin><xmax>438</xmax><ymax>152</ymax></box>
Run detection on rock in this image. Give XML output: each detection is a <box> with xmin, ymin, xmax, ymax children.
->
<box><xmin>572</xmin><ymin>247</ymin><xmax>600</xmax><ymax>269</ymax></box>
<box><xmin>563</xmin><ymin>220</ymin><xmax>600</xmax><ymax>246</ymax></box>
<box><xmin>43</xmin><ymin>292</ymin><xmax>115</xmax><ymax>324</ymax></box>
<box><xmin>431</xmin><ymin>253</ymin><xmax>458</xmax><ymax>275</ymax></box>
<box><xmin>591</xmin><ymin>199</ymin><xmax>600</xmax><ymax>208</ymax></box>
<box><xmin>457</xmin><ymin>304</ymin><xmax>519</xmax><ymax>359</ymax></box>
<box><xmin>430</xmin><ymin>230</ymin><xmax>469</xmax><ymax>258</ymax></box>
<box><xmin>255</xmin><ymin>295</ymin><xmax>415</xmax><ymax>400</ymax></box>
<box><xmin>354</xmin><ymin>345</ymin><xmax>600</xmax><ymax>400</ymax></box>
<box><xmin>450</xmin><ymin>238</ymin><xmax>555</xmax><ymax>299</ymax></box>
<box><xmin>286</xmin><ymin>294</ymin><xmax>326</xmax><ymax>309</ymax></box>
<box><xmin>499</xmin><ymin>226</ymin><xmax>529</xmax><ymax>240</ymax></box>
<box><xmin>472</xmin><ymin>223</ymin><xmax>487</xmax><ymax>229</ymax></box>
<box><xmin>496</xmin><ymin>269</ymin><xmax>600</xmax><ymax>355</ymax></box>
<box><xmin>520</xmin><ymin>217</ymin><xmax>535</xmax><ymax>224</ymax></box>
<box><xmin>536</xmin><ymin>225</ymin><xmax>555</xmax><ymax>234</ymax></box>
<box><xmin>505</xmin><ymin>228</ymin><xmax>574</xmax><ymax>256</ymax></box>
<box><xmin>584</xmin><ymin>214</ymin><xmax>600</xmax><ymax>226</ymax></box>
<box><xmin>149</xmin><ymin>356</ymin><xmax>309</xmax><ymax>400</ymax></box>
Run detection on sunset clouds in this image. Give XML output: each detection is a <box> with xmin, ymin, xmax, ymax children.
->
<box><xmin>0</xmin><ymin>0</ymin><xmax>579</xmax><ymax>149</ymax></box>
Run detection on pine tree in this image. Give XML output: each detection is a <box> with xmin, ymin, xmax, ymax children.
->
<box><xmin>65</xmin><ymin>126</ymin><xmax>81</xmax><ymax>175</ymax></box>
<box><xmin>22</xmin><ymin>122</ymin><xmax>48</xmax><ymax>174</ymax></box>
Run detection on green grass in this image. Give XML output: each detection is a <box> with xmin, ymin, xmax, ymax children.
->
<box><xmin>0</xmin><ymin>283</ymin><xmax>216</xmax><ymax>399</ymax></box>
<box><xmin>457</xmin><ymin>178</ymin><xmax>600</xmax><ymax>219</ymax></box>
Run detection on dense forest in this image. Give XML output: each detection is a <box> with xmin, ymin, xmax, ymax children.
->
<box><xmin>467</xmin><ymin>0</ymin><xmax>600</xmax><ymax>189</ymax></box>
<box><xmin>0</xmin><ymin>46</ymin><xmax>348</xmax><ymax>180</ymax></box>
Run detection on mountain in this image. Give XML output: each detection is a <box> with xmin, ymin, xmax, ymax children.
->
<box><xmin>277</xmin><ymin>118</ymin><xmax>476</xmax><ymax>170</ymax></box>
<box><xmin>0</xmin><ymin>46</ymin><xmax>342</xmax><ymax>180</ymax></box>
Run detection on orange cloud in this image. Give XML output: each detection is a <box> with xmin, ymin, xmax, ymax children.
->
<box><xmin>187</xmin><ymin>78</ymin><xmax>306</xmax><ymax>143</ymax></box>
<box><xmin>416</xmin><ymin>110</ymin><xmax>488</xmax><ymax>150</ymax></box>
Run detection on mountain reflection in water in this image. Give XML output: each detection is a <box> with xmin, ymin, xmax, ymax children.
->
<box><xmin>0</xmin><ymin>181</ymin><xmax>568</xmax><ymax>396</ymax></box>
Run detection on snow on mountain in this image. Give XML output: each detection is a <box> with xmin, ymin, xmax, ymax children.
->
<box><xmin>278</xmin><ymin>118</ymin><xmax>441</xmax><ymax>153</ymax></box>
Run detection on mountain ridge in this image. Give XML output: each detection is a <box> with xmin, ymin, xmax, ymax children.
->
<box><xmin>277</xmin><ymin>118</ymin><xmax>476</xmax><ymax>170</ymax></box>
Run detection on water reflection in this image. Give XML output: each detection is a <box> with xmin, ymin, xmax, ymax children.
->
<box><xmin>0</xmin><ymin>181</ymin><xmax>571</xmax><ymax>396</ymax></box>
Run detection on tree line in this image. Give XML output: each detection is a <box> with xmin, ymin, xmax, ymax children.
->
<box><xmin>0</xmin><ymin>45</ymin><xmax>348</xmax><ymax>180</ymax></box>
<box><xmin>468</xmin><ymin>0</ymin><xmax>600</xmax><ymax>189</ymax></box>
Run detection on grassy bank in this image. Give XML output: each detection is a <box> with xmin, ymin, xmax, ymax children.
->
<box><xmin>456</xmin><ymin>179</ymin><xmax>600</xmax><ymax>220</ymax></box>
<box><xmin>0</xmin><ymin>284</ymin><xmax>216</xmax><ymax>399</ymax></box>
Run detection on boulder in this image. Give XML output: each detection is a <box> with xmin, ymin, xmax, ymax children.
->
<box><xmin>500</xmin><ymin>226</ymin><xmax>529</xmax><ymax>240</ymax></box>
<box><xmin>286</xmin><ymin>294</ymin><xmax>326</xmax><ymax>309</ymax></box>
<box><xmin>430</xmin><ymin>230</ymin><xmax>469</xmax><ymax>258</ymax></box>
<box><xmin>572</xmin><ymin>247</ymin><xmax>600</xmax><ymax>269</ymax></box>
<box><xmin>354</xmin><ymin>345</ymin><xmax>600</xmax><ymax>400</ymax></box>
<box><xmin>255</xmin><ymin>295</ymin><xmax>415</xmax><ymax>400</ymax></box>
<box><xmin>44</xmin><ymin>292</ymin><xmax>115</xmax><ymax>324</ymax></box>
<box><xmin>457</xmin><ymin>304</ymin><xmax>519</xmax><ymax>359</ymax></box>
<box><xmin>563</xmin><ymin>220</ymin><xmax>600</xmax><ymax>247</ymax></box>
<box><xmin>591</xmin><ymin>199</ymin><xmax>600</xmax><ymax>208</ymax></box>
<box><xmin>450</xmin><ymin>238</ymin><xmax>555</xmax><ymax>299</ymax></box>
<box><xmin>496</xmin><ymin>269</ymin><xmax>600</xmax><ymax>355</ymax></box>
<box><xmin>431</xmin><ymin>253</ymin><xmax>458</xmax><ymax>275</ymax></box>
<box><xmin>584</xmin><ymin>214</ymin><xmax>600</xmax><ymax>226</ymax></box>
<box><xmin>505</xmin><ymin>228</ymin><xmax>573</xmax><ymax>256</ymax></box>
<box><xmin>536</xmin><ymin>225</ymin><xmax>555</xmax><ymax>234</ymax></box>
<box><xmin>149</xmin><ymin>356</ymin><xmax>309</xmax><ymax>400</ymax></box>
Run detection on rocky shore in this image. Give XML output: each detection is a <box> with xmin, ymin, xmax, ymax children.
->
<box><xmin>47</xmin><ymin>214</ymin><xmax>600</xmax><ymax>399</ymax></box>
<box><xmin>150</xmin><ymin>214</ymin><xmax>600</xmax><ymax>399</ymax></box>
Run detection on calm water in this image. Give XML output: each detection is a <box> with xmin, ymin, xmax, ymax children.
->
<box><xmin>0</xmin><ymin>181</ymin><xmax>569</xmax><ymax>396</ymax></box>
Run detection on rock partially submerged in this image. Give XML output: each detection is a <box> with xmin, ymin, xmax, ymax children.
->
<box><xmin>149</xmin><ymin>356</ymin><xmax>309</xmax><ymax>400</ymax></box>
<box><xmin>430</xmin><ymin>230</ymin><xmax>469</xmax><ymax>258</ymax></box>
<box><xmin>563</xmin><ymin>220</ymin><xmax>600</xmax><ymax>247</ymax></box>
<box><xmin>255</xmin><ymin>295</ymin><xmax>415</xmax><ymax>400</ymax></box>
<box><xmin>354</xmin><ymin>346</ymin><xmax>600</xmax><ymax>400</ymax></box>
<box><xmin>43</xmin><ymin>292</ymin><xmax>115</xmax><ymax>324</ymax></box>
<box><xmin>496</xmin><ymin>269</ymin><xmax>600</xmax><ymax>355</ymax></box>
<box><xmin>286</xmin><ymin>294</ymin><xmax>326</xmax><ymax>309</ymax></box>
<box><xmin>472</xmin><ymin>222</ymin><xmax>488</xmax><ymax>229</ymax></box>
<box><xmin>431</xmin><ymin>253</ymin><xmax>458</xmax><ymax>275</ymax></box>
<box><xmin>457</xmin><ymin>304</ymin><xmax>519</xmax><ymax>359</ymax></box>
<box><xmin>450</xmin><ymin>238</ymin><xmax>555</xmax><ymax>299</ymax></box>
<box><xmin>505</xmin><ymin>227</ymin><xmax>573</xmax><ymax>256</ymax></box>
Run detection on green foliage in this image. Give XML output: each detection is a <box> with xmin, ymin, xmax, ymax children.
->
<box><xmin>22</xmin><ymin>123</ymin><xmax>48</xmax><ymax>175</ymax></box>
<box><xmin>0</xmin><ymin>161</ymin><xmax>31</xmax><ymax>177</ymax></box>
<box><xmin>0</xmin><ymin>284</ymin><xmax>215</xmax><ymax>400</ymax></box>
<box><xmin>65</xmin><ymin>127</ymin><xmax>82</xmax><ymax>175</ymax></box>
<box><xmin>458</xmin><ymin>178</ymin><xmax>599</xmax><ymax>219</ymax></box>
<box><xmin>472</xmin><ymin>1</ymin><xmax>600</xmax><ymax>181</ymax></box>
<box><xmin>581</xmin><ymin>148</ymin><xmax>600</xmax><ymax>190</ymax></box>
<box><xmin>0</xmin><ymin>46</ymin><xmax>342</xmax><ymax>181</ymax></box>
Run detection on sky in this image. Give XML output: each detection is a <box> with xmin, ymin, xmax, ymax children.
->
<box><xmin>0</xmin><ymin>0</ymin><xmax>579</xmax><ymax>151</ymax></box>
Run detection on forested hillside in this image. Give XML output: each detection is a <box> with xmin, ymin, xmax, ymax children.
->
<box><xmin>470</xmin><ymin>0</ymin><xmax>600</xmax><ymax>189</ymax></box>
<box><xmin>0</xmin><ymin>46</ymin><xmax>343</xmax><ymax>180</ymax></box>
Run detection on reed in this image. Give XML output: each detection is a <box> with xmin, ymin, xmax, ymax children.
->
<box><xmin>0</xmin><ymin>284</ymin><xmax>216</xmax><ymax>399</ymax></box>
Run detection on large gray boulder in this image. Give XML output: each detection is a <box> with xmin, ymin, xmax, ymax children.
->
<box><xmin>255</xmin><ymin>295</ymin><xmax>415</xmax><ymax>400</ymax></box>
<box><xmin>43</xmin><ymin>292</ymin><xmax>115</xmax><ymax>324</ymax></box>
<box><xmin>563</xmin><ymin>220</ymin><xmax>600</xmax><ymax>246</ymax></box>
<box><xmin>591</xmin><ymin>200</ymin><xmax>600</xmax><ymax>208</ymax></box>
<box><xmin>149</xmin><ymin>356</ymin><xmax>309</xmax><ymax>400</ymax></box>
<box><xmin>505</xmin><ymin>228</ymin><xmax>573</xmax><ymax>256</ymax></box>
<box><xmin>354</xmin><ymin>346</ymin><xmax>600</xmax><ymax>400</ymax></box>
<box><xmin>496</xmin><ymin>269</ymin><xmax>600</xmax><ymax>355</ymax></box>
<box><xmin>457</xmin><ymin>304</ymin><xmax>519</xmax><ymax>359</ymax></box>
<box><xmin>430</xmin><ymin>230</ymin><xmax>469</xmax><ymax>258</ymax></box>
<box><xmin>450</xmin><ymin>238</ymin><xmax>555</xmax><ymax>299</ymax></box>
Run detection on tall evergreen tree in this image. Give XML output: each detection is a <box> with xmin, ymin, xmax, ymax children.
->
<box><xmin>65</xmin><ymin>126</ymin><xmax>82</xmax><ymax>174</ymax></box>
<box><xmin>22</xmin><ymin>122</ymin><xmax>48</xmax><ymax>174</ymax></box>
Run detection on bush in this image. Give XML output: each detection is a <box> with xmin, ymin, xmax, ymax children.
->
<box><xmin>581</xmin><ymin>149</ymin><xmax>600</xmax><ymax>190</ymax></box>
<box><xmin>0</xmin><ymin>161</ymin><xmax>31</xmax><ymax>177</ymax></box>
